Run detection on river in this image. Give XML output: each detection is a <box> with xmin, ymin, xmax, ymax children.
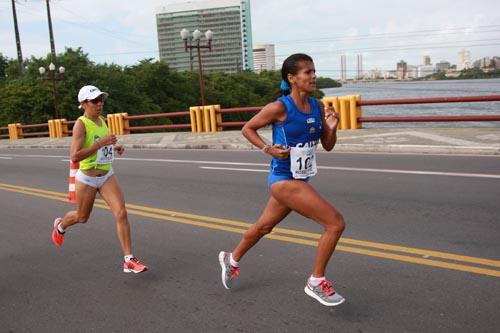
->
<box><xmin>321</xmin><ymin>78</ymin><xmax>500</xmax><ymax>127</ymax></box>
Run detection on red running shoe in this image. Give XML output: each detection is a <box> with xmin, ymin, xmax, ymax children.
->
<box><xmin>123</xmin><ymin>258</ymin><xmax>148</xmax><ymax>273</ymax></box>
<box><xmin>51</xmin><ymin>217</ymin><xmax>64</xmax><ymax>247</ymax></box>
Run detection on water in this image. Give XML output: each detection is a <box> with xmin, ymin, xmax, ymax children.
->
<box><xmin>321</xmin><ymin>78</ymin><xmax>500</xmax><ymax>128</ymax></box>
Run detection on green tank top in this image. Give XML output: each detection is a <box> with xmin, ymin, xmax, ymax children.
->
<box><xmin>78</xmin><ymin>115</ymin><xmax>113</xmax><ymax>171</ymax></box>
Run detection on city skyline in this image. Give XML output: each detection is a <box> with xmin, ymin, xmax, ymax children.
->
<box><xmin>1</xmin><ymin>0</ymin><xmax>500</xmax><ymax>79</ymax></box>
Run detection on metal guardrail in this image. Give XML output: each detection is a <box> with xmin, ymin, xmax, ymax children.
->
<box><xmin>124</xmin><ymin>111</ymin><xmax>191</xmax><ymax>132</ymax></box>
<box><xmin>2</xmin><ymin>94</ymin><xmax>500</xmax><ymax>139</ymax></box>
<box><xmin>359</xmin><ymin>94</ymin><xmax>500</xmax><ymax>124</ymax></box>
<box><xmin>0</xmin><ymin>126</ymin><xmax>9</xmax><ymax>139</ymax></box>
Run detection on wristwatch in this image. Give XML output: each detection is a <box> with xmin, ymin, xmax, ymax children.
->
<box><xmin>262</xmin><ymin>145</ymin><xmax>271</xmax><ymax>154</ymax></box>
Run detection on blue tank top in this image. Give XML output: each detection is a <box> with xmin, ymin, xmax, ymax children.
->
<box><xmin>270</xmin><ymin>95</ymin><xmax>323</xmax><ymax>176</ymax></box>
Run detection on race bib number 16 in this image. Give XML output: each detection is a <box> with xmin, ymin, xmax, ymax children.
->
<box><xmin>96</xmin><ymin>144</ymin><xmax>114</xmax><ymax>164</ymax></box>
<box><xmin>290</xmin><ymin>146</ymin><xmax>317</xmax><ymax>179</ymax></box>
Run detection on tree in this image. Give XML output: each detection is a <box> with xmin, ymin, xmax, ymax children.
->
<box><xmin>0</xmin><ymin>53</ymin><xmax>8</xmax><ymax>79</ymax></box>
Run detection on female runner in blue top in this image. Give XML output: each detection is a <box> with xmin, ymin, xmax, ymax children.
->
<box><xmin>219</xmin><ymin>53</ymin><xmax>345</xmax><ymax>306</ymax></box>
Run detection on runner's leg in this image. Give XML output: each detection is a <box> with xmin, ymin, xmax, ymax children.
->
<box><xmin>98</xmin><ymin>175</ymin><xmax>132</xmax><ymax>255</ymax></box>
<box><xmin>270</xmin><ymin>180</ymin><xmax>345</xmax><ymax>277</ymax></box>
<box><xmin>60</xmin><ymin>180</ymin><xmax>98</xmax><ymax>229</ymax></box>
<box><xmin>232</xmin><ymin>195</ymin><xmax>291</xmax><ymax>261</ymax></box>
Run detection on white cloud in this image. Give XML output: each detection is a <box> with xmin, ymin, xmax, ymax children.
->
<box><xmin>1</xmin><ymin>0</ymin><xmax>499</xmax><ymax>77</ymax></box>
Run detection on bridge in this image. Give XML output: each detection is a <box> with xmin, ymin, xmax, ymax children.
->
<box><xmin>1</xmin><ymin>127</ymin><xmax>499</xmax><ymax>332</ymax></box>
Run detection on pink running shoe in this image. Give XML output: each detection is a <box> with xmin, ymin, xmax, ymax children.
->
<box><xmin>51</xmin><ymin>217</ymin><xmax>64</xmax><ymax>247</ymax></box>
<box><xmin>219</xmin><ymin>251</ymin><xmax>240</xmax><ymax>289</ymax></box>
<box><xmin>123</xmin><ymin>258</ymin><xmax>148</xmax><ymax>273</ymax></box>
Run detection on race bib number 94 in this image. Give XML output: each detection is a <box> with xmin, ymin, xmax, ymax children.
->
<box><xmin>96</xmin><ymin>144</ymin><xmax>114</xmax><ymax>164</ymax></box>
<box><xmin>290</xmin><ymin>146</ymin><xmax>317</xmax><ymax>179</ymax></box>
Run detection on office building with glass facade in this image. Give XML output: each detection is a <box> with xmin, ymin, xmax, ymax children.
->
<box><xmin>156</xmin><ymin>0</ymin><xmax>253</xmax><ymax>73</ymax></box>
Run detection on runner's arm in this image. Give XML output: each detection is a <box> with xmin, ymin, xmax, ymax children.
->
<box><xmin>319</xmin><ymin>101</ymin><xmax>339</xmax><ymax>152</ymax></box>
<box><xmin>69</xmin><ymin>120</ymin><xmax>114</xmax><ymax>162</ymax></box>
<box><xmin>242</xmin><ymin>101</ymin><xmax>290</xmax><ymax>158</ymax></box>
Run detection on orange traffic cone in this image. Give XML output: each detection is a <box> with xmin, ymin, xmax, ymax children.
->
<box><xmin>67</xmin><ymin>161</ymin><xmax>79</xmax><ymax>203</ymax></box>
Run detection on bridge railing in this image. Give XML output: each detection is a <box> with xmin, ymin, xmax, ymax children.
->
<box><xmin>358</xmin><ymin>95</ymin><xmax>500</xmax><ymax>125</ymax></box>
<box><xmin>2</xmin><ymin>94</ymin><xmax>500</xmax><ymax>139</ymax></box>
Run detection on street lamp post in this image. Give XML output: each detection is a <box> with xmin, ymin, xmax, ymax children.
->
<box><xmin>180</xmin><ymin>28</ymin><xmax>213</xmax><ymax>107</ymax></box>
<box><xmin>39</xmin><ymin>62</ymin><xmax>65</xmax><ymax>119</ymax></box>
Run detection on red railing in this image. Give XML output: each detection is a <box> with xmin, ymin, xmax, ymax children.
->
<box><xmin>0</xmin><ymin>126</ymin><xmax>9</xmax><ymax>139</ymax></box>
<box><xmin>124</xmin><ymin>111</ymin><xmax>191</xmax><ymax>132</ymax></box>
<box><xmin>359</xmin><ymin>95</ymin><xmax>500</xmax><ymax>106</ymax></box>
<box><xmin>2</xmin><ymin>94</ymin><xmax>500</xmax><ymax>139</ymax></box>
<box><xmin>20</xmin><ymin>123</ymin><xmax>50</xmax><ymax>138</ymax></box>
<box><xmin>358</xmin><ymin>94</ymin><xmax>500</xmax><ymax>124</ymax></box>
<box><xmin>219</xmin><ymin>106</ymin><xmax>261</xmax><ymax>128</ymax></box>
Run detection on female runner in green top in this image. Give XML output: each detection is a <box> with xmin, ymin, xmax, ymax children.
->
<box><xmin>51</xmin><ymin>85</ymin><xmax>148</xmax><ymax>274</ymax></box>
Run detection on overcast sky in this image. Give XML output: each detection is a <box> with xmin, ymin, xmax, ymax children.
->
<box><xmin>1</xmin><ymin>0</ymin><xmax>500</xmax><ymax>78</ymax></box>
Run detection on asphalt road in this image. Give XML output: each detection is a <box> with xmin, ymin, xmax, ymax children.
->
<box><xmin>1</xmin><ymin>148</ymin><xmax>499</xmax><ymax>332</ymax></box>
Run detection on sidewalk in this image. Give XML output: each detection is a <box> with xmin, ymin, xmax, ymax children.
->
<box><xmin>1</xmin><ymin>127</ymin><xmax>499</xmax><ymax>155</ymax></box>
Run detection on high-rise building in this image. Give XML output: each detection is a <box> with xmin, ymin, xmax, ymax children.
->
<box><xmin>396</xmin><ymin>60</ymin><xmax>407</xmax><ymax>79</ymax></box>
<box><xmin>156</xmin><ymin>0</ymin><xmax>253</xmax><ymax>74</ymax></box>
<box><xmin>435</xmin><ymin>61</ymin><xmax>451</xmax><ymax>72</ymax></box>
<box><xmin>457</xmin><ymin>49</ymin><xmax>471</xmax><ymax>71</ymax></box>
<box><xmin>417</xmin><ymin>65</ymin><xmax>435</xmax><ymax>78</ymax></box>
<box><xmin>422</xmin><ymin>55</ymin><xmax>431</xmax><ymax>66</ymax></box>
<box><xmin>253</xmin><ymin>44</ymin><xmax>275</xmax><ymax>73</ymax></box>
<box><xmin>407</xmin><ymin>65</ymin><xmax>418</xmax><ymax>79</ymax></box>
<box><xmin>340</xmin><ymin>54</ymin><xmax>346</xmax><ymax>82</ymax></box>
<box><xmin>356</xmin><ymin>54</ymin><xmax>363</xmax><ymax>79</ymax></box>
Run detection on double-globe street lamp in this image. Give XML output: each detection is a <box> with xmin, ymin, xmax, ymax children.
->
<box><xmin>180</xmin><ymin>28</ymin><xmax>213</xmax><ymax>107</ymax></box>
<box><xmin>38</xmin><ymin>62</ymin><xmax>65</xmax><ymax>119</ymax></box>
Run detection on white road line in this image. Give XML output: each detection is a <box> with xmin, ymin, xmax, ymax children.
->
<box><xmin>0</xmin><ymin>157</ymin><xmax>13</xmax><ymax>159</ymax></box>
<box><xmin>201</xmin><ymin>165</ymin><xmax>500</xmax><ymax>179</ymax></box>
<box><xmin>200</xmin><ymin>166</ymin><xmax>268</xmax><ymax>173</ymax></box>
<box><xmin>317</xmin><ymin>166</ymin><xmax>500</xmax><ymax>179</ymax></box>
<box><xmin>2</xmin><ymin>154</ymin><xmax>499</xmax><ymax>179</ymax></box>
<box><xmin>0</xmin><ymin>154</ymin><xmax>66</xmax><ymax>158</ymax></box>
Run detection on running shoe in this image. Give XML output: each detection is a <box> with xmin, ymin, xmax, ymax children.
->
<box><xmin>304</xmin><ymin>279</ymin><xmax>345</xmax><ymax>306</ymax></box>
<box><xmin>123</xmin><ymin>257</ymin><xmax>148</xmax><ymax>273</ymax></box>
<box><xmin>219</xmin><ymin>251</ymin><xmax>239</xmax><ymax>289</ymax></box>
<box><xmin>51</xmin><ymin>217</ymin><xmax>64</xmax><ymax>247</ymax></box>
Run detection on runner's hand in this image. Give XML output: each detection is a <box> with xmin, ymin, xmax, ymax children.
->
<box><xmin>269</xmin><ymin>144</ymin><xmax>290</xmax><ymax>160</ymax></box>
<box><xmin>324</xmin><ymin>105</ymin><xmax>339</xmax><ymax>130</ymax></box>
<box><xmin>99</xmin><ymin>134</ymin><xmax>117</xmax><ymax>146</ymax></box>
<box><xmin>114</xmin><ymin>144</ymin><xmax>124</xmax><ymax>155</ymax></box>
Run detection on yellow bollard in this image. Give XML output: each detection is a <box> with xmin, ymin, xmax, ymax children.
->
<box><xmin>107</xmin><ymin>114</ymin><xmax>116</xmax><ymax>135</ymax></box>
<box><xmin>209</xmin><ymin>106</ymin><xmax>217</xmax><ymax>132</ymax></box>
<box><xmin>215</xmin><ymin>105</ymin><xmax>222</xmax><ymax>131</ymax></box>
<box><xmin>339</xmin><ymin>98</ymin><xmax>350</xmax><ymax>130</ymax></box>
<box><xmin>202</xmin><ymin>106</ymin><xmax>211</xmax><ymax>132</ymax></box>
<box><xmin>189</xmin><ymin>107</ymin><xmax>198</xmax><ymax>132</ymax></box>
<box><xmin>195</xmin><ymin>107</ymin><xmax>203</xmax><ymax>132</ymax></box>
<box><xmin>121</xmin><ymin>113</ymin><xmax>130</xmax><ymax>135</ymax></box>
<box><xmin>355</xmin><ymin>95</ymin><xmax>362</xmax><ymax>129</ymax></box>
<box><xmin>349</xmin><ymin>96</ymin><xmax>358</xmax><ymax>130</ymax></box>
<box><xmin>114</xmin><ymin>114</ymin><xmax>124</xmax><ymax>135</ymax></box>
<box><xmin>8</xmin><ymin>124</ymin><xmax>16</xmax><ymax>140</ymax></box>
<box><xmin>8</xmin><ymin>123</ymin><xmax>23</xmax><ymax>140</ymax></box>
<box><xmin>55</xmin><ymin>119</ymin><xmax>63</xmax><ymax>137</ymax></box>
<box><xmin>16</xmin><ymin>123</ymin><xmax>23</xmax><ymax>139</ymax></box>
<box><xmin>48</xmin><ymin>120</ymin><xmax>56</xmax><ymax>138</ymax></box>
<box><xmin>61</xmin><ymin>119</ymin><xmax>69</xmax><ymax>137</ymax></box>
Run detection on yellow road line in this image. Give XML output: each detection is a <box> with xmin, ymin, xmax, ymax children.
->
<box><xmin>1</xmin><ymin>182</ymin><xmax>499</xmax><ymax>277</ymax></box>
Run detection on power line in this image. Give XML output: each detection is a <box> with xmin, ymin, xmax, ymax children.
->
<box><xmin>273</xmin><ymin>24</ymin><xmax>500</xmax><ymax>45</ymax></box>
<box><xmin>14</xmin><ymin>0</ymin><xmax>152</xmax><ymax>48</ymax></box>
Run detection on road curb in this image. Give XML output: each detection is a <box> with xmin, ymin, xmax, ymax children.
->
<box><xmin>1</xmin><ymin>142</ymin><xmax>499</xmax><ymax>155</ymax></box>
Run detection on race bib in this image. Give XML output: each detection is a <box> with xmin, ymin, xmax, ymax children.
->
<box><xmin>290</xmin><ymin>146</ymin><xmax>317</xmax><ymax>179</ymax></box>
<box><xmin>96</xmin><ymin>144</ymin><xmax>114</xmax><ymax>164</ymax></box>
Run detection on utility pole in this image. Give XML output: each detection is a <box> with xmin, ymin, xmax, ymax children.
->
<box><xmin>11</xmin><ymin>0</ymin><xmax>24</xmax><ymax>74</ymax></box>
<box><xmin>45</xmin><ymin>0</ymin><xmax>56</xmax><ymax>61</ymax></box>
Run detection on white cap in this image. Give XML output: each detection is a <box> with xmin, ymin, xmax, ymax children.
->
<box><xmin>78</xmin><ymin>85</ymin><xmax>108</xmax><ymax>108</ymax></box>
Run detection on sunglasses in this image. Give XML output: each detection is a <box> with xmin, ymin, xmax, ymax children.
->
<box><xmin>86</xmin><ymin>95</ymin><xmax>105</xmax><ymax>104</ymax></box>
